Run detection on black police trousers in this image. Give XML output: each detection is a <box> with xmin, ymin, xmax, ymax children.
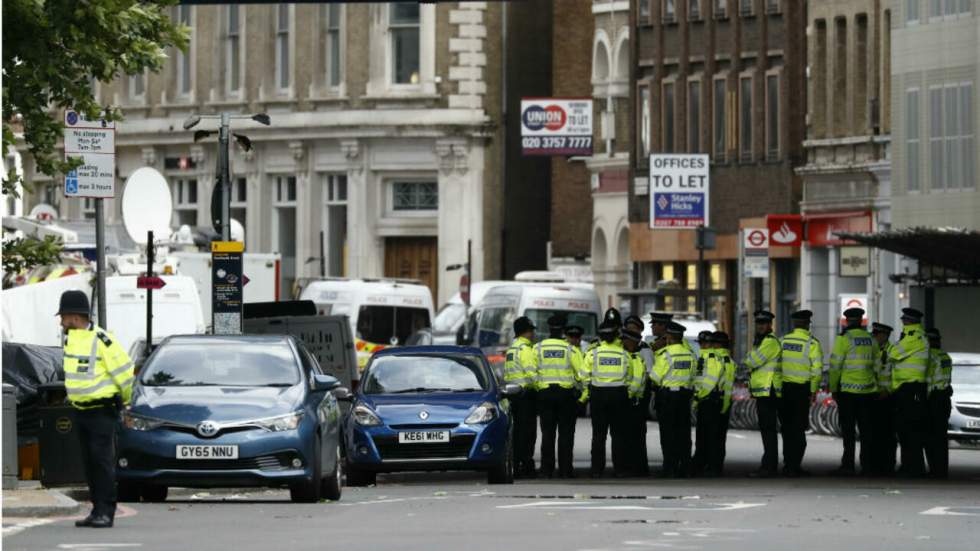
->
<box><xmin>778</xmin><ymin>382</ymin><xmax>811</xmax><ymax>473</ymax></box>
<box><xmin>693</xmin><ymin>393</ymin><xmax>727</xmax><ymax>476</ymax></box>
<box><xmin>755</xmin><ymin>394</ymin><xmax>780</xmax><ymax>473</ymax></box>
<box><xmin>511</xmin><ymin>389</ymin><xmax>538</xmax><ymax>474</ymax></box>
<box><xmin>871</xmin><ymin>395</ymin><xmax>897</xmax><ymax>475</ymax></box>
<box><xmin>657</xmin><ymin>388</ymin><xmax>693</xmax><ymax>477</ymax></box>
<box><xmin>926</xmin><ymin>390</ymin><xmax>952</xmax><ymax>479</ymax></box>
<box><xmin>76</xmin><ymin>404</ymin><xmax>119</xmax><ymax>518</ymax></box>
<box><xmin>537</xmin><ymin>386</ymin><xmax>578</xmax><ymax>477</ymax></box>
<box><xmin>836</xmin><ymin>392</ymin><xmax>874</xmax><ymax>472</ymax></box>
<box><xmin>626</xmin><ymin>387</ymin><xmax>651</xmax><ymax>476</ymax></box>
<box><xmin>589</xmin><ymin>386</ymin><xmax>630</xmax><ymax>476</ymax></box>
<box><xmin>894</xmin><ymin>382</ymin><xmax>928</xmax><ymax>477</ymax></box>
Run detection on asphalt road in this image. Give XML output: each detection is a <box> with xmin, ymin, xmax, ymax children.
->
<box><xmin>6</xmin><ymin>420</ymin><xmax>980</xmax><ymax>551</ymax></box>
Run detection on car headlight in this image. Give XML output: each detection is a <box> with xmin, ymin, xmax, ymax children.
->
<box><xmin>352</xmin><ymin>404</ymin><xmax>382</xmax><ymax>427</ymax></box>
<box><xmin>465</xmin><ymin>402</ymin><xmax>498</xmax><ymax>425</ymax></box>
<box><xmin>121</xmin><ymin>411</ymin><xmax>165</xmax><ymax>432</ymax></box>
<box><xmin>252</xmin><ymin>412</ymin><xmax>304</xmax><ymax>432</ymax></box>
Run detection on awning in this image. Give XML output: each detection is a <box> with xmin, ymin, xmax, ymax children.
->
<box><xmin>836</xmin><ymin>227</ymin><xmax>980</xmax><ymax>280</ymax></box>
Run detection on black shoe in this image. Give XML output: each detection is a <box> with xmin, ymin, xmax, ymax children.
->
<box><xmin>589</xmin><ymin>471</ymin><xmax>602</xmax><ymax>479</ymax></box>
<box><xmin>656</xmin><ymin>470</ymin><xmax>676</xmax><ymax>479</ymax></box>
<box><xmin>89</xmin><ymin>515</ymin><xmax>114</xmax><ymax>528</ymax></box>
<box><xmin>749</xmin><ymin>468</ymin><xmax>776</xmax><ymax>479</ymax></box>
<box><xmin>832</xmin><ymin>466</ymin><xmax>856</xmax><ymax>476</ymax></box>
<box><xmin>541</xmin><ymin>471</ymin><xmax>554</xmax><ymax>479</ymax></box>
<box><xmin>75</xmin><ymin>514</ymin><xmax>96</xmax><ymax>528</ymax></box>
<box><xmin>560</xmin><ymin>471</ymin><xmax>576</xmax><ymax>479</ymax></box>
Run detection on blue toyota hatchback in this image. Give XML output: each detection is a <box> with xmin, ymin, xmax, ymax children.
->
<box><xmin>344</xmin><ymin>346</ymin><xmax>520</xmax><ymax>485</ymax></box>
<box><xmin>117</xmin><ymin>335</ymin><xmax>347</xmax><ymax>503</ymax></box>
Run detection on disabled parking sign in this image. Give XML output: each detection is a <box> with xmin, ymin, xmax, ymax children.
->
<box><xmin>649</xmin><ymin>154</ymin><xmax>710</xmax><ymax>229</ymax></box>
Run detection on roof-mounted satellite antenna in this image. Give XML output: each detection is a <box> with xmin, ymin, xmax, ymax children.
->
<box><xmin>122</xmin><ymin>167</ymin><xmax>173</xmax><ymax>246</ymax></box>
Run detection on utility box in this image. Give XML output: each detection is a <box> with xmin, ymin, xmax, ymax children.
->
<box><xmin>2</xmin><ymin>384</ymin><xmax>18</xmax><ymax>489</ymax></box>
<box><xmin>37</xmin><ymin>383</ymin><xmax>86</xmax><ymax>486</ymax></box>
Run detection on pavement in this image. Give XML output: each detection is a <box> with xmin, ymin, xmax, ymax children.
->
<box><xmin>2</xmin><ymin>481</ymin><xmax>80</xmax><ymax>519</ymax></box>
<box><xmin>4</xmin><ymin>420</ymin><xmax>979</xmax><ymax>550</ymax></box>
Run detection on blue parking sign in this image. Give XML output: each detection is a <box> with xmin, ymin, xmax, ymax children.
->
<box><xmin>65</xmin><ymin>171</ymin><xmax>79</xmax><ymax>195</ymax></box>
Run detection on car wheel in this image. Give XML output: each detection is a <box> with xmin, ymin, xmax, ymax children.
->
<box><xmin>290</xmin><ymin>437</ymin><xmax>324</xmax><ymax>503</ymax></box>
<box><xmin>118</xmin><ymin>481</ymin><xmax>142</xmax><ymax>503</ymax></box>
<box><xmin>488</xmin><ymin>437</ymin><xmax>513</xmax><ymax>485</ymax></box>
<box><xmin>321</xmin><ymin>444</ymin><xmax>343</xmax><ymax>501</ymax></box>
<box><xmin>141</xmin><ymin>485</ymin><xmax>168</xmax><ymax>503</ymax></box>
<box><xmin>345</xmin><ymin>459</ymin><xmax>377</xmax><ymax>487</ymax></box>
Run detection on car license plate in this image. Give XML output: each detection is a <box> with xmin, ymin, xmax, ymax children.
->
<box><xmin>397</xmin><ymin>431</ymin><xmax>450</xmax><ymax>444</ymax></box>
<box><xmin>176</xmin><ymin>445</ymin><xmax>239</xmax><ymax>459</ymax></box>
<box><xmin>967</xmin><ymin>420</ymin><xmax>980</xmax><ymax>429</ymax></box>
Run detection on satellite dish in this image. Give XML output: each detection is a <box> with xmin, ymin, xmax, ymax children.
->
<box><xmin>230</xmin><ymin>218</ymin><xmax>245</xmax><ymax>245</ymax></box>
<box><xmin>122</xmin><ymin>167</ymin><xmax>173</xmax><ymax>245</ymax></box>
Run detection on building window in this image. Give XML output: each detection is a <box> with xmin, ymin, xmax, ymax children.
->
<box><xmin>740</xmin><ymin>0</ymin><xmax>753</xmax><ymax>16</ymax></box>
<box><xmin>173</xmin><ymin>178</ymin><xmax>198</xmax><ymax>227</ymax></box>
<box><xmin>766</xmin><ymin>0</ymin><xmax>780</xmax><ymax>14</ymax></box>
<box><xmin>640</xmin><ymin>84</ymin><xmax>651</xmax><ymax>158</ymax></box>
<box><xmin>688</xmin><ymin>80</ymin><xmax>701</xmax><ymax>152</ymax></box>
<box><xmin>640</xmin><ymin>0</ymin><xmax>651</xmax><ymax>21</ymax></box>
<box><xmin>929</xmin><ymin>87</ymin><xmax>943</xmax><ymax>190</ymax></box>
<box><xmin>176</xmin><ymin>6</ymin><xmax>193</xmax><ymax>96</ymax></box>
<box><xmin>944</xmin><ymin>86</ymin><xmax>960</xmax><ymax>188</ymax></box>
<box><xmin>273</xmin><ymin>176</ymin><xmax>298</xmax><ymax>299</ymax></box>
<box><xmin>689</xmin><ymin>0</ymin><xmax>701</xmax><ymax>19</ymax></box>
<box><xmin>326</xmin><ymin>4</ymin><xmax>343</xmax><ymax>88</ymax></box>
<box><xmin>930</xmin><ymin>0</ymin><xmax>942</xmax><ymax>18</ymax></box>
<box><xmin>663</xmin><ymin>82</ymin><xmax>676</xmax><ymax>153</ymax></box>
<box><xmin>390</xmin><ymin>3</ymin><xmax>421</xmax><ymax>85</ymax></box>
<box><xmin>276</xmin><ymin>5</ymin><xmax>291</xmax><ymax>90</ymax></box>
<box><xmin>392</xmin><ymin>181</ymin><xmax>437</xmax><ymax>211</ymax></box>
<box><xmin>715</xmin><ymin>0</ymin><xmax>727</xmax><ymax>18</ymax></box>
<box><xmin>713</xmin><ymin>78</ymin><xmax>727</xmax><ymax>159</ymax></box>
<box><xmin>129</xmin><ymin>72</ymin><xmax>145</xmax><ymax>101</ymax></box>
<box><xmin>739</xmin><ymin>75</ymin><xmax>753</xmax><ymax>161</ymax></box>
<box><xmin>962</xmin><ymin>84</ymin><xmax>975</xmax><ymax>189</ymax></box>
<box><xmin>664</xmin><ymin>0</ymin><xmax>676</xmax><ymax>22</ymax></box>
<box><xmin>276</xmin><ymin>175</ymin><xmax>297</xmax><ymax>203</ymax></box>
<box><xmin>226</xmin><ymin>5</ymin><xmax>241</xmax><ymax>94</ymax></box>
<box><xmin>322</xmin><ymin>174</ymin><xmax>348</xmax><ymax>277</ymax></box>
<box><xmin>230</xmin><ymin>177</ymin><xmax>247</xmax><ymax>235</ymax></box>
<box><xmin>82</xmin><ymin>198</ymin><xmax>96</xmax><ymax>220</ymax></box>
<box><xmin>906</xmin><ymin>88</ymin><xmax>921</xmax><ymax>192</ymax></box>
<box><xmin>906</xmin><ymin>0</ymin><xmax>920</xmax><ymax>23</ymax></box>
<box><xmin>766</xmin><ymin>74</ymin><xmax>779</xmax><ymax>160</ymax></box>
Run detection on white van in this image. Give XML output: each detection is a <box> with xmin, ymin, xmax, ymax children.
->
<box><xmin>104</xmin><ymin>275</ymin><xmax>207</xmax><ymax>354</ymax></box>
<box><xmin>431</xmin><ymin>280</ymin><xmax>509</xmax><ymax>344</ymax></box>
<box><xmin>640</xmin><ymin>312</ymin><xmax>717</xmax><ymax>354</ymax></box>
<box><xmin>299</xmin><ymin>278</ymin><xmax>435</xmax><ymax>366</ymax></box>
<box><xmin>470</xmin><ymin>283</ymin><xmax>602</xmax><ymax>350</ymax></box>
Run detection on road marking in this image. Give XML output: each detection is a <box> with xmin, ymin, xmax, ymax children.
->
<box><xmin>2</xmin><ymin>518</ymin><xmax>55</xmax><ymax>537</ymax></box>
<box><xmin>920</xmin><ymin>506</ymin><xmax>980</xmax><ymax>516</ymax></box>
<box><xmin>337</xmin><ymin>496</ymin><xmax>449</xmax><ymax>507</ymax></box>
<box><xmin>57</xmin><ymin>545</ymin><xmax>143</xmax><ymax>549</ymax></box>
<box><xmin>497</xmin><ymin>500</ymin><xmax>765</xmax><ymax>512</ymax></box>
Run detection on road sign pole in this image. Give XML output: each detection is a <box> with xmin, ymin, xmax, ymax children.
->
<box><xmin>219</xmin><ymin>112</ymin><xmax>231</xmax><ymax>242</ymax></box>
<box><xmin>95</xmin><ymin>199</ymin><xmax>108</xmax><ymax>329</ymax></box>
<box><xmin>146</xmin><ymin>230</ymin><xmax>154</xmax><ymax>359</ymax></box>
<box><xmin>697</xmin><ymin>225</ymin><xmax>706</xmax><ymax>318</ymax></box>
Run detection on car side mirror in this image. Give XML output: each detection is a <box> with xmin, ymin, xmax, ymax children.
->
<box><xmin>312</xmin><ymin>374</ymin><xmax>341</xmax><ymax>392</ymax></box>
<box><xmin>332</xmin><ymin>387</ymin><xmax>353</xmax><ymax>402</ymax></box>
<box><xmin>500</xmin><ymin>383</ymin><xmax>523</xmax><ymax>398</ymax></box>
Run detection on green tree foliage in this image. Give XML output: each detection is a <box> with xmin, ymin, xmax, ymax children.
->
<box><xmin>2</xmin><ymin>0</ymin><xmax>188</xmax><ymax>273</ymax></box>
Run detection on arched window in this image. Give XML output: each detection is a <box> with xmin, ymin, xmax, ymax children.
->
<box><xmin>592</xmin><ymin>36</ymin><xmax>610</xmax><ymax>82</ymax></box>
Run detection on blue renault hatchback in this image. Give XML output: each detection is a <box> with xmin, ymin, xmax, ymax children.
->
<box><xmin>344</xmin><ymin>346</ymin><xmax>520</xmax><ymax>485</ymax></box>
<box><xmin>117</xmin><ymin>335</ymin><xmax>348</xmax><ymax>503</ymax></box>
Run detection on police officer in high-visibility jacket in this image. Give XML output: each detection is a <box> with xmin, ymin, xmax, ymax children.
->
<box><xmin>925</xmin><ymin>328</ymin><xmax>953</xmax><ymax>479</ymax></box>
<box><xmin>505</xmin><ymin>316</ymin><xmax>539</xmax><ymax>478</ymax></box>
<box><xmin>533</xmin><ymin>315</ymin><xmax>583</xmax><ymax>479</ymax></box>
<box><xmin>624</xmin><ymin>315</ymin><xmax>652</xmax><ymax>476</ymax></box>
<box><xmin>829</xmin><ymin>308</ymin><xmax>877</xmax><ymax>475</ymax></box>
<box><xmin>650</xmin><ymin>322</ymin><xmax>696</xmax><ymax>478</ymax></box>
<box><xmin>887</xmin><ymin>308</ymin><xmax>931</xmax><ymax>478</ymax></box>
<box><xmin>691</xmin><ymin>332</ymin><xmax>718</xmax><ymax>477</ymax></box>
<box><xmin>870</xmin><ymin>322</ymin><xmax>898</xmax><ymax>476</ymax></box>
<box><xmin>59</xmin><ymin>290</ymin><xmax>134</xmax><ymax>528</ymax></box>
<box><xmin>745</xmin><ymin>310</ymin><xmax>782</xmax><ymax>478</ymax></box>
<box><xmin>582</xmin><ymin>320</ymin><xmax>642</xmax><ymax>478</ymax></box>
<box><xmin>777</xmin><ymin>310</ymin><xmax>822</xmax><ymax>477</ymax></box>
<box><xmin>712</xmin><ymin>332</ymin><xmax>736</xmax><ymax>475</ymax></box>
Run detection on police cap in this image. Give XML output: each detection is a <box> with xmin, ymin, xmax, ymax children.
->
<box><xmin>871</xmin><ymin>322</ymin><xmax>894</xmax><ymax>334</ymax></box>
<box><xmin>790</xmin><ymin>310</ymin><xmax>813</xmax><ymax>321</ymax></box>
<box><xmin>621</xmin><ymin>328</ymin><xmax>643</xmax><ymax>342</ymax></box>
<box><xmin>547</xmin><ymin>314</ymin><xmax>567</xmax><ymax>329</ymax></box>
<box><xmin>901</xmin><ymin>308</ymin><xmax>924</xmax><ymax>322</ymax></box>
<box><xmin>697</xmin><ymin>330</ymin><xmax>713</xmax><ymax>343</ymax></box>
<box><xmin>564</xmin><ymin>325</ymin><xmax>584</xmax><ymax>338</ymax></box>
<box><xmin>623</xmin><ymin>315</ymin><xmax>645</xmax><ymax>329</ymax></box>
<box><xmin>754</xmin><ymin>310</ymin><xmax>775</xmax><ymax>323</ymax></box>
<box><xmin>925</xmin><ymin>328</ymin><xmax>942</xmax><ymax>340</ymax></box>
<box><xmin>711</xmin><ymin>331</ymin><xmax>730</xmax><ymax>345</ymax></box>
<box><xmin>666</xmin><ymin>322</ymin><xmax>686</xmax><ymax>336</ymax></box>
<box><xmin>513</xmin><ymin>316</ymin><xmax>536</xmax><ymax>335</ymax></box>
<box><xmin>843</xmin><ymin>307</ymin><xmax>865</xmax><ymax>319</ymax></box>
<box><xmin>56</xmin><ymin>290</ymin><xmax>90</xmax><ymax>317</ymax></box>
<box><xmin>649</xmin><ymin>312</ymin><xmax>673</xmax><ymax>325</ymax></box>
<box><xmin>603</xmin><ymin>308</ymin><xmax>623</xmax><ymax>327</ymax></box>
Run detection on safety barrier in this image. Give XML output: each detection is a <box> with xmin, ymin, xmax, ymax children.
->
<box><xmin>724</xmin><ymin>387</ymin><xmax>842</xmax><ymax>436</ymax></box>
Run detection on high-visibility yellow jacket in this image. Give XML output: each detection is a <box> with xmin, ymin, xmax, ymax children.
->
<box><xmin>533</xmin><ymin>338</ymin><xmax>583</xmax><ymax>391</ymax></box>
<box><xmin>63</xmin><ymin>326</ymin><xmax>135</xmax><ymax>409</ymax></box>
<box><xmin>778</xmin><ymin>328</ymin><xmax>823</xmax><ymax>392</ymax></box>
<box><xmin>927</xmin><ymin>347</ymin><xmax>953</xmax><ymax>394</ymax></box>
<box><xmin>717</xmin><ymin>348</ymin><xmax>736</xmax><ymax>413</ymax></box>
<box><xmin>745</xmin><ymin>333</ymin><xmax>782</xmax><ymax>397</ymax></box>
<box><xmin>876</xmin><ymin>342</ymin><xmax>894</xmax><ymax>391</ymax></box>
<box><xmin>581</xmin><ymin>341</ymin><xmax>642</xmax><ymax>401</ymax></box>
<box><xmin>651</xmin><ymin>343</ymin><xmax>695</xmax><ymax>390</ymax></box>
<box><xmin>829</xmin><ymin>327</ymin><xmax>878</xmax><ymax>394</ymax></box>
<box><xmin>504</xmin><ymin>336</ymin><xmax>537</xmax><ymax>388</ymax></box>
<box><xmin>887</xmin><ymin>323</ymin><xmax>930</xmax><ymax>390</ymax></box>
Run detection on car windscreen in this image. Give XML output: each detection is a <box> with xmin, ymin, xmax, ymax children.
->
<box><xmin>362</xmin><ymin>354</ymin><xmax>489</xmax><ymax>394</ymax></box>
<box><xmin>952</xmin><ymin>364</ymin><xmax>980</xmax><ymax>386</ymax></box>
<box><xmin>140</xmin><ymin>341</ymin><xmax>300</xmax><ymax>387</ymax></box>
<box><xmin>357</xmin><ymin>305</ymin><xmax>431</xmax><ymax>346</ymax></box>
<box><xmin>433</xmin><ymin>303</ymin><xmax>467</xmax><ymax>332</ymax></box>
<box><xmin>524</xmin><ymin>309</ymin><xmax>598</xmax><ymax>338</ymax></box>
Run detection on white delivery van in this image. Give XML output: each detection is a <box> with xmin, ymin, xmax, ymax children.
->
<box><xmin>640</xmin><ymin>312</ymin><xmax>717</xmax><ymax>354</ymax></box>
<box><xmin>431</xmin><ymin>280</ymin><xmax>508</xmax><ymax>344</ymax></box>
<box><xmin>298</xmin><ymin>278</ymin><xmax>435</xmax><ymax>368</ymax></box>
<box><xmin>471</xmin><ymin>283</ymin><xmax>602</xmax><ymax>350</ymax></box>
<box><xmin>104</xmin><ymin>275</ymin><xmax>207</xmax><ymax>354</ymax></box>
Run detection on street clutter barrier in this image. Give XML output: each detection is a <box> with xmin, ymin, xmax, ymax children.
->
<box><xmin>2</xmin><ymin>343</ymin><xmax>64</xmax><ymax>453</ymax></box>
<box><xmin>726</xmin><ymin>387</ymin><xmax>842</xmax><ymax>436</ymax></box>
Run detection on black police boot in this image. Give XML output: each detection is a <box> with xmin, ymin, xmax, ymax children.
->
<box><xmin>75</xmin><ymin>514</ymin><xmax>96</xmax><ymax>528</ymax></box>
<box><xmin>89</xmin><ymin>515</ymin><xmax>114</xmax><ymax>528</ymax></box>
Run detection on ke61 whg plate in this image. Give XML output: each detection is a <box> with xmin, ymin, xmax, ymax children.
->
<box><xmin>398</xmin><ymin>431</ymin><xmax>450</xmax><ymax>444</ymax></box>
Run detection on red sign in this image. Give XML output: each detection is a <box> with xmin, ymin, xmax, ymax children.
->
<box><xmin>805</xmin><ymin>211</ymin><xmax>872</xmax><ymax>247</ymax></box>
<box><xmin>766</xmin><ymin>215</ymin><xmax>803</xmax><ymax>248</ymax></box>
<box><xmin>459</xmin><ymin>274</ymin><xmax>471</xmax><ymax>306</ymax></box>
<box><xmin>243</xmin><ymin>274</ymin><xmax>251</xmax><ymax>286</ymax></box>
<box><xmin>136</xmin><ymin>276</ymin><xmax>167</xmax><ymax>290</ymax></box>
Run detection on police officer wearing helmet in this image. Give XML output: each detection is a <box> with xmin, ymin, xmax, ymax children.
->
<box><xmin>533</xmin><ymin>314</ymin><xmax>583</xmax><ymax>478</ymax></box>
<box><xmin>505</xmin><ymin>316</ymin><xmax>539</xmax><ymax>478</ymax></box>
<box><xmin>650</xmin><ymin>322</ymin><xmax>696</xmax><ymax>478</ymax></box>
<box><xmin>829</xmin><ymin>308</ymin><xmax>877</xmax><ymax>476</ymax></box>
<box><xmin>777</xmin><ymin>310</ymin><xmax>823</xmax><ymax>477</ymax></box>
<box><xmin>925</xmin><ymin>328</ymin><xmax>953</xmax><ymax>479</ymax></box>
<box><xmin>744</xmin><ymin>310</ymin><xmax>782</xmax><ymax>478</ymax></box>
<box><xmin>888</xmin><ymin>308</ymin><xmax>930</xmax><ymax>477</ymax></box>
<box><xmin>870</xmin><ymin>322</ymin><xmax>898</xmax><ymax>476</ymax></box>
<box><xmin>58</xmin><ymin>290</ymin><xmax>135</xmax><ymax>528</ymax></box>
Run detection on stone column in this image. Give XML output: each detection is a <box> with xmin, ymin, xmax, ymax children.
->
<box><xmin>435</xmin><ymin>138</ymin><xmax>483</xmax><ymax>306</ymax></box>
